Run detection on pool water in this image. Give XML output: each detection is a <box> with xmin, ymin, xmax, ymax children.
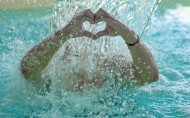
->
<box><xmin>0</xmin><ymin>6</ymin><xmax>190</xmax><ymax>118</ymax></box>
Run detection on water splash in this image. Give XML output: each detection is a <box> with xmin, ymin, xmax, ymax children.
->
<box><xmin>0</xmin><ymin>0</ymin><xmax>163</xmax><ymax>117</ymax></box>
<box><xmin>38</xmin><ymin>0</ymin><xmax>162</xmax><ymax>117</ymax></box>
<box><xmin>47</xmin><ymin>0</ymin><xmax>161</xmax><ymax>90</ymax></box>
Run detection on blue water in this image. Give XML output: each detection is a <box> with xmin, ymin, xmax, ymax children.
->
<box><xmin>0</xmin><ymin>7</ymin><xmax>190</xmax><ymax>117</ymax></box>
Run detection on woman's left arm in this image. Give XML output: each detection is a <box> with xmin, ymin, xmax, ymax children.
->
<box><xmin>95</xmin><ymin>8</ymin><xmax>159</xmax><ymax>84</ymax></box>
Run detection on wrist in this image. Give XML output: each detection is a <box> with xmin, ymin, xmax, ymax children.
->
<box><xmin>126</xmin><ymin>35</ymin><xmax>140</xmax><ymax>46</ymax></box>
<box><xmin>122</xmin><ymin>33</ymin><xmax>138</xmax><ymax>43</ymax></box>
<box><xmin>122</xmin><ymin>34</ymin><xmax>140</xmax><ymax>47</ymax></box>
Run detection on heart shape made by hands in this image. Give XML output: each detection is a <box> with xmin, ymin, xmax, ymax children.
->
<box><xmin>82</xmin><ymin>21</ymin><xmax>106</xmax><ymax>35</ymax></box>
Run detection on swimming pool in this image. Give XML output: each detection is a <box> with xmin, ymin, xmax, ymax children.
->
<box><xmin>0</xmin><ymin>4</ymin><xmax>190</xmax><ymax>118</ymax></box>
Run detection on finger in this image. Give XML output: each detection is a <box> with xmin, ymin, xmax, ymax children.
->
<box><xmin>95</xmin><ymin>8</ymin><xmax>115</xmax><ymax>22</ymax></box>
<box><xmin>95</xmin><ymin>9</ymin><xmax>106</xmax><ymax>23</ymax></box>
<box><xmin>75</xmin><ymin>10</ymin><xmax>94</xmax><ymax>24</ymax></box>
<box><xmin>82</xmin><ymin>30</ymin><xmax>95</xmax><ymax>39</ymax></box>
<box><xmin>95</xmin><ymin>17</ymin><xmax>107</xmax><ymax>23</ymax></box>
<box><xmin>81</xmin><ymin>16</ymin><xmax>94</xmax><ymax>24</ymax></box>
<box><xmin>83</xmin><ymin>9</ymin><xmax>95</xmax><ymax>23</ymax></box>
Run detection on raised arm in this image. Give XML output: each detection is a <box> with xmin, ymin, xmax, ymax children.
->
<box><xmin>126</xmin><ymin>36</ymin><xmax>159</xmax><ymax>84</ymax></box>
<box><xmin>20</xmin><ymin>9</ymin><xmax>96</xmax><ymax>79</ymax></box>
<box><xmin>95</xmin><ymin>8</ymin><xmax>159</xmax><ymax>84</ymax></box>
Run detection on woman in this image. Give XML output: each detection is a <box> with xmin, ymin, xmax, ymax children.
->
<box><xmin>20</xmin><ymin>8</ymin><xmax>159</xmax><ymax>92</ymax></box>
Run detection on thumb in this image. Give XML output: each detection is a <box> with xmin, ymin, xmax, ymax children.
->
<box><xmin>82</xmin><ymin>30</ymin><xmax>97</xmax><ymax>39</ymax></box>
<box><xmin>96</xmin><ymin>29</ymin><xmax>108</xmax><ymax>38</ymax></box>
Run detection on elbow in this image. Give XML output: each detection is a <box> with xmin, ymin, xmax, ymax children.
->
<box><xmin>143</xmin><ymin>67</ymin><xmax>159</xmax><ymax>84</ymax></box>
<box><xmin>152</xmin><ymin>69</ymin><xmax>159</xmax><ymax>82</ymax></box>
<box><xmin>138</xmin><ymin>64</ymin><xmax>159</xmax><ymax>85</ymax></box>
<box><xmin>20</xmin><ymin>62</ymin><xmax>34</xmax><ymax>79</ymax></box>
<box><xmin>20</xmin><ymin>64</ymin><xmax>30</xmax><ymax>79</ymax></box>
<box><xmin>151</xmin><ymin>66</ymin><xmax>159</xmax><ymax>82</ymax></box>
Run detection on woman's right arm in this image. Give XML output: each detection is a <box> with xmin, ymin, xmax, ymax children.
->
<box><xmin>95</xmin><ymin>8</ymin><xmax>159</xmax><ymax>84</ymax></box>
<box><xmin>20</xmin><ymin>28</ymin><xmax>69</xmax><ymax>79</ymax></box>
<box><xmin>20</xmin><ymin>9</ymin><xmax>95</xmax><ymax>79</ymax></box>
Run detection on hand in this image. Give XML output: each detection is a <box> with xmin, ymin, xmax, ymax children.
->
<box><xmin>94</xmin><ymin>8</ymin><xmax>137</xmax><ymax>43</ymax></box>
<box><xmin>65</xmin><ymin>9</ymin><xmax>97</xmax><ymax>39</ymax></box>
